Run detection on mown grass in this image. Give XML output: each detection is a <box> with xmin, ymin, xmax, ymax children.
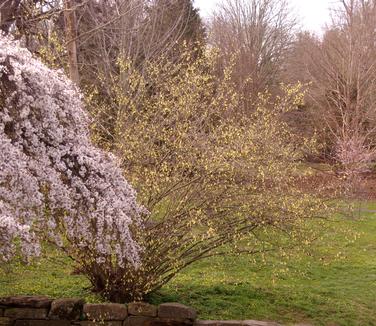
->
<box><xmin>1</xmin><ymin>204</ymin><xmax>375</xmax><ymax>326</ymax></box>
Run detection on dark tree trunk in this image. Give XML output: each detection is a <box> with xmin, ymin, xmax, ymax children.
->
<box><xmin>0</xmin><ymin>0</ymin><xmax>21</xmax><ymax>33</ymax></box>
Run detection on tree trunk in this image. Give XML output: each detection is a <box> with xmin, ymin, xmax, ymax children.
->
<box><xmin>64</xmin><ymin>0</ymin><xmax>80</xmax><ymax>85</ymax></box>
<box><xmin>0</xmin><ymin>0</ymin><xmax>21</xmax><ymax>33</ymax></box>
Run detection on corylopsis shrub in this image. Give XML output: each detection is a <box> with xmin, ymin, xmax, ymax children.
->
<box><xmin>87</xmin><ymin>48</ymin><xmax>332</xmax><ymax>301</ymax></box>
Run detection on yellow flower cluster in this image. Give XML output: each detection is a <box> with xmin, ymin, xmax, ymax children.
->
<box><xmin>85</xmin><ymin>47</ymin><xmax>332</xmax><ymax>301</ymax></box>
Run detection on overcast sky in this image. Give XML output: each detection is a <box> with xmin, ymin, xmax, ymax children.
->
<box><xmin>194</xmin><ymin>0</ymin><xmax>337</xmax><ymax>34</ymax></box>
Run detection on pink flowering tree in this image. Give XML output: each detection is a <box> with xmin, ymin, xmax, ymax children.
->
<box><xmin>0</xmin><ymin>35</ymin><xmax>144</xmax><ymax>298</ymax></box>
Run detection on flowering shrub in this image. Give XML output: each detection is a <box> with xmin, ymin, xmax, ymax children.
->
<box><xmin>0</xmin><ymin>36</ymin><xmax>143</xmax><ymax>273</ymax></box>
<box><xmin>335</xmin><ymin>136</ymin><xmax>376</xmax><ymax>177</ymax></box>
<box><xmin>334</xmin><ymin>135</ymin><xmax>376</xmax><ymax>199</ymax></box>
<box><xmin>87</xmin><ymin>49</ymin><xmax>332</xmax><ymax>301</ymax></box>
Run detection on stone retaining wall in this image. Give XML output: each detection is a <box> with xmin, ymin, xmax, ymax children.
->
<box><xmin>0</xmin><ymin>296</ymin><xmax>280</xmax><ymax>326</ymax></box>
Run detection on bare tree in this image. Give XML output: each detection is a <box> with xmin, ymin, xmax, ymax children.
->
<box><xmin>0</xmin><ymin>1</ymin><xmax>62</xmax><ymax>38</ymax></box>
<box><xmin>0</xmin><ymin>0</ymin><xmax>204</xmax><ymax>89</ymax></box>
<box><xmin>297</xmin><ymin>0</ymin><xmax>376</xmax><ymax>171</ymax></box>
<box><xmin>76</xmin><ymin>0</ymin><xmax>204</xmax><ymax>83</ymax></box>
<box><xmin>209</xmin><ymin>0</ymin><xmax>296</xmax><ymax>110</ymax></box>
<box><xmin>76</xmin><ymin>0</ymin><xmax>205</xmax><ymax>146</ymax></box>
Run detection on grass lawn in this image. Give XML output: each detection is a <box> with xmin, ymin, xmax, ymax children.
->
<box><xmin>1</xmin><ymin>204</ymin><xmax>375</xmax><ymax>326</ymax></box>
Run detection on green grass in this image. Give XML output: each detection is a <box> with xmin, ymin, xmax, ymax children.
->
<box><xmin>1</xmin><ymin>205</ymin><xmax>375</xmax><ymax>326</ymax></box>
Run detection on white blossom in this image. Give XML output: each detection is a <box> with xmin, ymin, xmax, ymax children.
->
<box><xmin>0</xmin><ymin>35</ymin><xmax>143</xmax><ymax>267</ymax></box>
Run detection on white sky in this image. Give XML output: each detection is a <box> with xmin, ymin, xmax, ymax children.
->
<box><xmin>194</xmin><ymin>0</ymin><xmax>337</xmax><ymax>34</ymax></box>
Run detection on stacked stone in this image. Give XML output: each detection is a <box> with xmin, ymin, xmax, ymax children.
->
<box><xmin>0</xmin><ymin>296</ymin><xmax>197</xmax><ymax>326</ymax></box>
<box><xmin>0</xmin><ymin>296</ymin><xmax>281</xmax><ymax>326</ymax></box>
